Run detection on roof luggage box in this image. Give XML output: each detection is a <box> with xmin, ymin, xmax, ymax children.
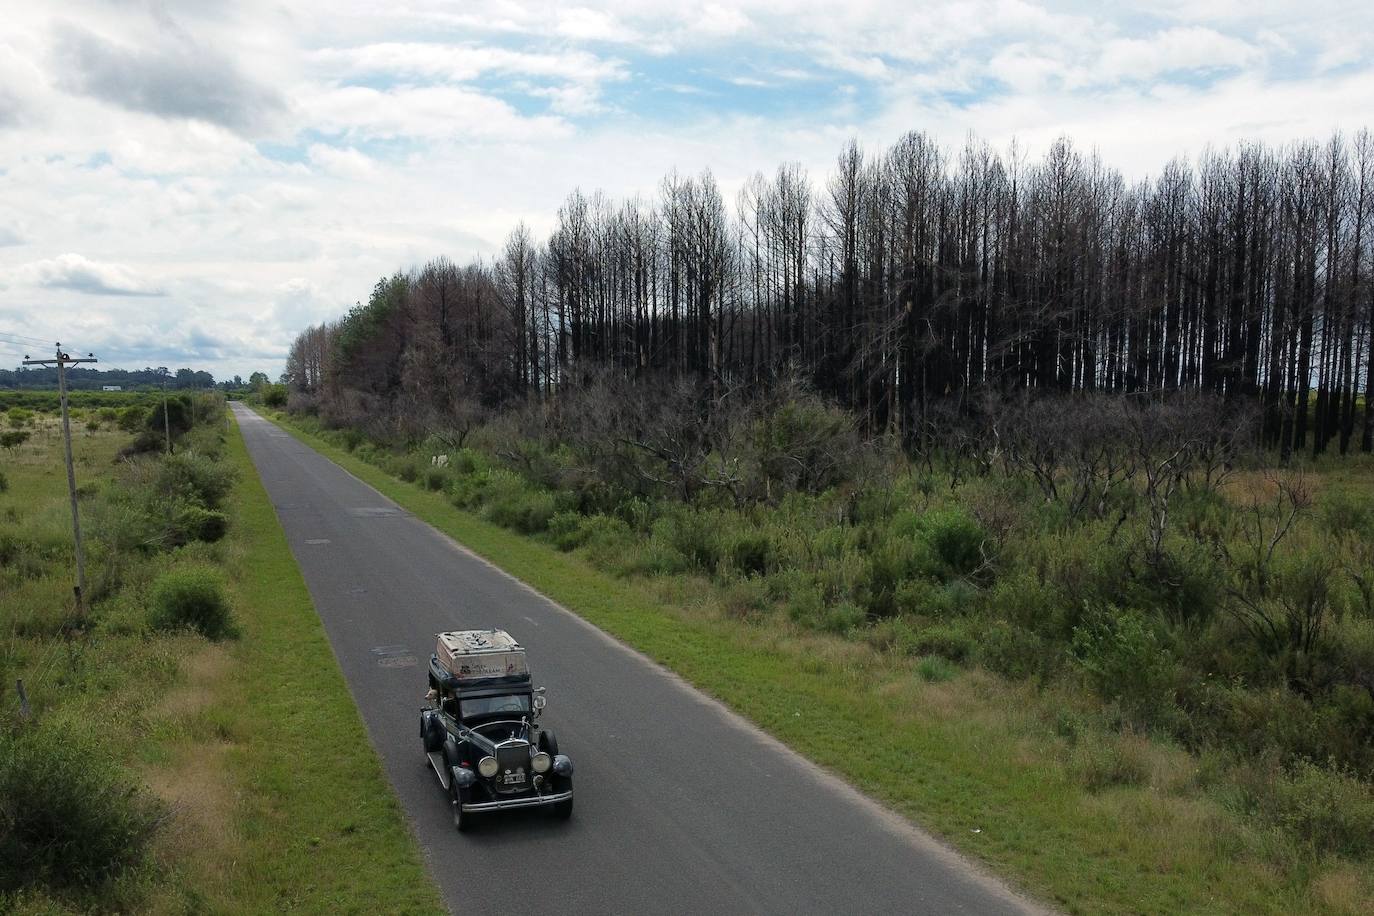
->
<box><xmin>431</xmin><ymin>629</ymin><xmax>529</xmax><ymax>689</ymax></box>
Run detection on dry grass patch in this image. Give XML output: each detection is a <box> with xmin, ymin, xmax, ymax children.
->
<box><xmin>1314</xmin><ymin>866</ymin><xmax>1372</xmax><ymax>915</ymax></box>
<box><xmin>152</xmin><ymin>644</ymin><xmax>233</xmax><ymax>723</ymax></box>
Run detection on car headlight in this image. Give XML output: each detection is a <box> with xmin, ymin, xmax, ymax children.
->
<box><xmin>478</xmin><ymin>756</ymin><xmax>499</xmax><ymax>778</ymax></box>
<box><xmin>530</xmin><ymin>751</ymin><xmax>551</xmax><ymax>774</ymax></box>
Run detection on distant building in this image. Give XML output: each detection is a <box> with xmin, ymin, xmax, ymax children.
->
<box><xmin>102</xmin><ymin>385</ymin><xmax>122</xmax><ymax>391</ymax></box>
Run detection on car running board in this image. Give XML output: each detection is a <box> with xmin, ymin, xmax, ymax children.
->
<box><xmin>427</xmin><ymin>751</ymin><xmax>450</xmax><ymax>790</ymax></box>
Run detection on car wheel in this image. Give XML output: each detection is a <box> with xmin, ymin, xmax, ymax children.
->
<box><xmin>450</xmin><ymin>779</ymin><xmax>471</xmax><ymax>832</ymax></box>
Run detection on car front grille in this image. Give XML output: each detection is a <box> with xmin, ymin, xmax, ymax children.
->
<box><xmin>494</xmin><ymin>740</ymin><xmax>529</xmax><ymax>793</ymax></box>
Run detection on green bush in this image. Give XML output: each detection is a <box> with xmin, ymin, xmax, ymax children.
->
<box><xmin>548</xmin><ymin>511</ymin><xmax>590</xmax><ymax>551</ymax></box>
<box><xmin>1</xmin><ymin>430</ymin><xmax>30</xmax><ymax>452</ymax></box>
<box><xmin>654</xmin><ymin>510</ymin><xmax>725</xmax><ymax>571</ymax></box>
<box><xmin>915</xmin><ymin>655</ymin><xmax>958</xmax><ymax>682</ymax></box>
<box><xmin>978</xmin><ymin>619</ymin><xmax>1054</xmax><ymax>679</ymax></box>
<box><xmin>1259</xmin><ymin>760</ymin><xmax>1374</xmax><ymax>856</ymax></box>
<box><xmin>393</xmin><ymin>456</ymin><xmax>421</xmax><ymax>483</ymax></box>
<box><xmin>341</xmin><ymin>427</ymin><xmax>365</xmax><ymax>451</ymax></box>
<box><xmin>6</xmin><ymin>407</ymin><xmax>33</xmax><ymax>428</ymax></box>
<box><xmin>263</xmin><ymin>384</ymin><xmax>288</xmax><ymax>408</ymax></box>
<box><xmin>147</xmin><ymin>565</ymin><xmax>235</xmax><ymax>638</ymax></box>
<box><xmin>145</xmin><ymin>398</ymin><xmax>192</xmax><ymax>439</ymax></box>
<box><xmin>920</xmin><ymin>508</ymin><xmax>987</xmax><ymax>578</ymax></box>
<box><xmin>1319</xmin><ymin>485</ymin><xmax>1374</xmax><ymax>538</ymax></box>
<box><xmin>423</xmin><ymin>466</ymin><xmax>449</xmax><ymax>491</ymax></box>
<box><xmin>1071</xmin><ymin>608</ymin><xmax>1177</xmax><ymax>725</ymax></box>
<box><xmin>116</xmin><ymin>405</ymin><xmax>146</xmax><ymax>432</ymax></box>
<box><xmin>1067</xmin><ymin>733</ymin><xmax>1149</xmax><ymax>792</ymax></box>
<box><xmin>96</xmin><ymin>407</ymin><xmax>118</xmax><ymax>423</ymax></box>
<box><xmin>484</xmin><ymin>472</ymin><xmax>557</xmax><ymax>534</ymax></box>
<box><xmin>0</xmin><ymin>720</ymin><xmax>163</xmax><ymax>891</ymax></box>
<box><xmin>907</xmin><ymin>622</ymin><xmax>977</xmax><ymax>661</ymax></box>
<box><xmin>157</xmin><ymin>451</ymin><xmax>236</xmax><ymax>509</ymax></box>
<box><xmin>729</xmin><ymin>531</ymin><xmax>774</xmax><ymax>576</ymax></box>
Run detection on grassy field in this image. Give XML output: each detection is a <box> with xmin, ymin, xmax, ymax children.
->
<box><xmin>258</xmin><ymin>405</ymin><xmax>1374</xmax><ymax>916</ymax></box>
<box><xmin>1</xmin><ymin>407</ymin><xmax>442</xmax><ymax>912</ymax></box>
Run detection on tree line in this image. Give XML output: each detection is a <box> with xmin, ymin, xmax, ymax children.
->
<box><xmin>287</xmin><ymin>128</ymin><xmax>1374</xmax><ymax>457</ymax></box>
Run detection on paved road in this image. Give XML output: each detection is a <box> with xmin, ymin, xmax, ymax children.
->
<box><xmin>232</xmin><ymin>403</ymin><xmax>1041</xmax><ymax>915</ymax></box>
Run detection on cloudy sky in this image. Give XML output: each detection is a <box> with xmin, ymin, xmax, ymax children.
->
<box><xmin>1</xmin><ymin>0</ymin><xmax>1370</xmax><ymax>380</ymax></box>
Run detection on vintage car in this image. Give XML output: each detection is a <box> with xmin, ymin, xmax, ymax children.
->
<box><xmin>419</xmin><ymin>629</ymin><xmax>573</xmax><ymax>831</ymax></box>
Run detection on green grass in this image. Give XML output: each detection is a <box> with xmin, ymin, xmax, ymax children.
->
<box><xmin>1</xmin><ymin>410</ymin><xmax>443</xmax><ymax>913</ymax></box>
<box><xmin>258</xmin><ymin>408</ymin><xmax>1374</xmax><ymax>915</ymax></box>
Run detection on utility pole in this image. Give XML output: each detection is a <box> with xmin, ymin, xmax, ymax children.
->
<box><xmin>160</xmin><ymin>368</ymin><xmax>172</xmax><ymax>453</ymax></box>
<box><xmin>23</xmin><ymin>343</ymin><xmax>97</xmax><ymax>611</ymax></box>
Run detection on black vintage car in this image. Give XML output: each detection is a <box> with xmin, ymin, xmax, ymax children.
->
<box><xmin>419</xmin><ymin>630</ymin><xmax>573</xmax><ymax>831</ymax></box>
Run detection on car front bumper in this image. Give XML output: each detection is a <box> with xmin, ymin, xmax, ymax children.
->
<box><xmin>461</xmin><ymin>789</ymin><xmax>572</xmax><ymax>813</ymax></box>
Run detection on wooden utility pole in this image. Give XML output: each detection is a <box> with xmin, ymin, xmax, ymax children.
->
<box><xmin>22</xmin><ymin>344</ymin><xmax>97</xmax><ymax>610</ymax></box>
<box><xmin>160</xmin><ymin>368</ymin><xmax>172</xmax><ymax>453</ymax></box>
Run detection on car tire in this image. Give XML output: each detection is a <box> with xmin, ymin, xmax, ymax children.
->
<box><xmin>450</xmin><ymin>779</ymin><xmax>471</xmax><ymax>832</ymax></box>
<box><xmin>552</xmin><ymin>790</ymin><xmax>573</xmax><ymax>821</ymax></box>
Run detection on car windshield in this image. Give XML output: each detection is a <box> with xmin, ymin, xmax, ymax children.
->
<box><xmin>459</xmin><ymin>694</ymin><xmax>531</xmax><ymax>719</ymax></box>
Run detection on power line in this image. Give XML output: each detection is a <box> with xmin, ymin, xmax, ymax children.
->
<box><xmin>0</xmin><ymin>328</ymin><xmax>55</xmax><ymax>345</ymax></box>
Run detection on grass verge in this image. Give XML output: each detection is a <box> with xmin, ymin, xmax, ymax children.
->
<box><xmin>257</xmin><ymin>408</ymin><xmax>1374</xmax><ymax>915</ymax></box>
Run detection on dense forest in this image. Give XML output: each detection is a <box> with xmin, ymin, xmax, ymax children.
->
<box><xmin>0</xmin><ymin>366</ymin><xmax>227</xmax><ymax>390</ymax></box>
<box><xmin>287</xmin><ymin>129</ymin><xmax>1373</xmax><ymax>458</ymax></box>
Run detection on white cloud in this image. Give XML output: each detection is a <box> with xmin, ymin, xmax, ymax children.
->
<box><xmin>8</xmin><ymin>253</ymin><xmax>166</xmax><ymax>296</ymax></box>
<box><xmin>1099</xmin><ymin>27</ymin><xmax>1263</xmax><ymax>82</ymax></box>
<box><xmin>305</xmin><ymin>85</ymin><xmax>570</xmax><ymax>143</ymax></box>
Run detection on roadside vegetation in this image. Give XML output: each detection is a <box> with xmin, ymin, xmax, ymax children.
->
<box><xmin>269</xmin><ymin>125</ymin><xmax>1374</xmax><ymax>912</ymax></box>
<box><xmin>1</xmin><ymin>394</ymin><xmax>440</xmax><ymax>912</ymax></box>
<box><xmin>265</xmin><ymin>387</ymin><xmax>1374</xmax><ymax>914</ymax></box>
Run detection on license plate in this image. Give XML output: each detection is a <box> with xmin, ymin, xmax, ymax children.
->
<box><xmin>503</xmin><ymin>771</ymin><xmax>525</xmax><ymax>785</ymax></box>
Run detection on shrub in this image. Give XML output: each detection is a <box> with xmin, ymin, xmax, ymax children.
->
<box><xmin>157</xmin><ymin>451</ymin><xmax>236</xmax><ymax>509</ymax></box>
<box><xmin>147</xmin><ymin>565</ymin><xmax>235</xmax><ymax>638</ymax></box>
<box><xmin>116</xmin><ymin>405</ymin><xmax>146</xmax><ymax>432</ymax></box>
<box><xmin>920</xmin><ymin>508</ymin><xmax>987</xmax><ymax>578</ymax></box>
<box><xmin>978</xmin><ymin>619</ymin><xmax>1054</xmax><ymax>680</ymax></box>
<box><xmin>96</xmin><ymin>407</ymin><xmax>118</xmax><ymax>423</ymax></box>
<box><xmin>341</xmin><ymin>427</ymin><xmax>365</xmax><ymax>452</ymax></box>
<box><xmin>0</xmin><ymin>720</ymin><xmax>163</xmax><ymax>891</ymax></box>
<box><xmin>484</xmin><ymin>472</ymin><xmax>557</xmax><ymax>534</ymax></box>
<box><xmin>729</xmin><ymin>531</ymin><xmax>774</xmax><ymax>576</ymax></box>
<box><xmin>146</xmin><ymin>398</ymin><xmax>192</xmax><ymax>438</ymax></box>
<box><xmin>263</xmin><ymin>384</ymin><xmax>288</xmax><ymax>408</ymax></box>
<box><xmin>1259</xmin><ymin>760</ymin><xmax>1374</xmax><ymax>857</ymax></box>
<box><xmin>1067</xmin><ymin>732</ymin><xmax>1150</xmax><ymax>791</ymax></box>
<box><xmin>1319</xmin><ymin>486</ymin><xmax>1374</xmax><ymax>538</ymax></box>
<box><xmin>548</xmin><ymin>511</ymin><xmax>590</xmax><ymax>551</ymax></box>
<box><xmin>907</xmin><ymin>622</ymin><xmax>977</xmax><ymax>661</ymax></box>
<box><xmin>6</xmin><ymin>407</ymin><xmax>33</xmax><ymax>428</ymax></box>
<box><xmin>1071</xmin><ymin>607</ymin><xmax>1177</xmax><ymax>725</ymax></box>
<box><xmin>0</xmin><ymin>430</ymin><xmax>30</xmax><ymax>452</ymax></box>
<box><xmin>654</xmin><ymin>510</ymin><xmax>725</xmax><ymax>572</ymax></box>
<box><xmin>393</xmin><ymin>456</ymin><xmax>421</xmax><ymax>483</ymax></box>
<box><xmin>915</xmin><ymin>655</ymin><xmax>958</xmax><ymax>682</ymax></box>
<box><xmin>423</xmin><ymin>466</ymin><xmax>449</xmax><ymax>491</ymax></box>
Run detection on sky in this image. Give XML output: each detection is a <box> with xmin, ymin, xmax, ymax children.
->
<box><xmin>0</xmin><ymin>1</ymin><xmax>1371</xmax><ymax>381</ymax></box>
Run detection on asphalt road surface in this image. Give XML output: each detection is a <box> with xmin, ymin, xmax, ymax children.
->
<box><xmin>232</xmin><ymin>403</ymin><xmax>1042</xmax><ymax>916</ymax></box>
